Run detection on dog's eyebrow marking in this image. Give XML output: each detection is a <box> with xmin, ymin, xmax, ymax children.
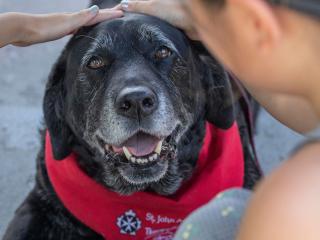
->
<box><xmin>80</xmin><ymin>33</ymin><xmax>114</xmax><ymax>67</ymax></box>
<box><xmin>138</xmin><ymin>24</ymin><xmax>178</xmax><ymax>53</ymax></box>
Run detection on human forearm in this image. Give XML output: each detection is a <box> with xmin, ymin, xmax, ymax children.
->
<box><xmin>0</xmin><ymin>6</ymin><xmax>123</xmax><ymax>48</ymax></box>
<box><xmin>0</xmin><ymin>13</ymin><xmax>23</xmax><ymax>47</ymax></box>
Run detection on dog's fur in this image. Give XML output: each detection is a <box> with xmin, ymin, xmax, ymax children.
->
<box><xmin>3</xmin><ymin>1</ymin><xmax>261</xmax><ymax>239</ymax></box>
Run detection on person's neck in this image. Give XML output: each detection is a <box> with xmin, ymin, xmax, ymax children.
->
<box><xmin>287</xmin><ymin>13</ymin><xmax>320</xmax><ymax>123</ymax></box>
<box><xmin>310</xmin><ymin>90</ymin><xmax>320</xmax><ymax>122</ymax></box>
<box><xmin>302</xmin><ymin>59</ymin><xmax>320</xmax><ymax>123</ymax></box>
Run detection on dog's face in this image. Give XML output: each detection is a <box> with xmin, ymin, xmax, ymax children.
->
<box><xmin>44</xmin><ymin>14</ymin><xmax>235</xmax><ymax>195</ymax></box>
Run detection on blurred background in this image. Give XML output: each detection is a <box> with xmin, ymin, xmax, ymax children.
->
<box><xmin>0</xmin><ymin>0</ymin><xmax>303</xmax><ymax>238</ymax></box>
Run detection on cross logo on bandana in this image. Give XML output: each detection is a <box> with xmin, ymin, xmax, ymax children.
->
<box><xmin>117</xmin><ymin>210</ymin><xmax>142</xmax><ymax>235</ymax></box>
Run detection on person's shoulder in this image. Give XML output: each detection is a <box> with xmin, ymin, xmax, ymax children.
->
<box><xmin>238</xmin><ymin>142</ymin><xmax>320</xmax><ymax>240</ymax></box>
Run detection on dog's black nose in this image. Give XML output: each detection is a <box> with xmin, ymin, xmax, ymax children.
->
<box><xmin>115</xmin><ymin>86</ymin><xmax>158</xmax><ymax>118</ymax></box>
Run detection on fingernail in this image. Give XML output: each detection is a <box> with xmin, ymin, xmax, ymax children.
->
<box><xmin>121</xmin><ymin>0</ymin><xmax>129</xmax><ymax>10</ymax></box>
<box><xmin>88</xmin><ymin>5</ymin><xmax>99</xmax><ymax>15</ymax></box>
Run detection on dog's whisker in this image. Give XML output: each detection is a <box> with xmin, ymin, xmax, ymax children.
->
<box><xmin>211</xmin><ymin>85</ymin><xmax>225</xmax><ymax>89</ymax></box>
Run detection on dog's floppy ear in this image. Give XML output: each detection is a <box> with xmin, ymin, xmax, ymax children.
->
<box><xmin>43</xmin><ymin>50</ymin><xmax>72</xmax><ymax>160</ymax></box>
<box><xmin>202</xmin><ymin>56</ymin><xmax>235</xmax><ymax>129</ymax></box>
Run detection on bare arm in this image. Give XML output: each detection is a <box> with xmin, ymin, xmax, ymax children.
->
<box><xmin>0</xmin><ymin>6</ymin><xmax>123</xmax><ymax>48</ymax></box>
<box><xmin>237</xmin><ymin>143</ymin><xmax>320</xmax><ymax>240</ymax></box>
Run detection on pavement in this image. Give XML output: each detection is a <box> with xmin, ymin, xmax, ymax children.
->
<box><xmin>0</xmin><ymin>0</ymin><xmax>304</xmax><ymax>238</ymax></box>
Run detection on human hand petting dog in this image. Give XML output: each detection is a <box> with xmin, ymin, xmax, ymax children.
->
<box><xmin>120</xmin><ymin>0</ymin><xmax>199</xmax><ymax>39</ymax></box>
<box><xmin>0</xmin><ymin>5</ymin><xmax>123</xmax><ymax>48</ymax></box>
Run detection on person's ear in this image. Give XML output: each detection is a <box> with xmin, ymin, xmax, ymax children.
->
<box><xmin>227</xmin><ymin>0</ymin><xmax>281</xmax><ymax>50</ymax></box>
<box><xmin>43</xmin><ymin>49</ymin><xmax>72</xmax><ymax>160</ymax></box>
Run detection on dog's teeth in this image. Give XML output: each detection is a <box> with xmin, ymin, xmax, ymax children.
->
<box><xmin>105</xmin><ymin>145</ymin><xmax>110</xmax><ymax>151</ymax></box>
<box><xmin>123</xmin><ymin>147</ymin><xmax>132</xmax><ymax>160</ymax></box>
<box><xmin>130</xmin><ymin>155</ymin><xmax>160</xmax><ymax>164</ymax></box>
<box><xmin>155</xmin><ymin>141</ymin><xmax>163</xmax><ymax>155</ymax></box>
<box><xmin>153</xmin><ymin>153</ymin><xmax>158</xmax><ymax>160</ymax></box>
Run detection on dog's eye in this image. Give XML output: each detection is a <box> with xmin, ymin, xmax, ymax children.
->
<box><xmin>155</xmin><ymin>47</ymin><xmax>172</xmax><ymax>60</ymax></box>
<box><xmin>87</xmin><ymin>56</ymin><xmax>106</xmax><ymax>69</ymax></box>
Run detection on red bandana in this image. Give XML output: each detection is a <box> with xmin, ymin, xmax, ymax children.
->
<box><xmin>45</xmin><ymin>122</ymin><xmax>244</xmax><ymax>240</ymax></box>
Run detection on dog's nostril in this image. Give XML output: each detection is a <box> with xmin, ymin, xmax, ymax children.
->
<box><xmin>121</xmin><ymin>100</ymin><xmax>131</xmax><ymax>111</ymax></box>
<box><xmin>115</xmin><ymin>86</ymin><xmax>158</xmax><ymax>118</ymax></box>
<box><xmin>142</xmin><ymin>97</ymin><xmax>154</xmax><ymax>108</ymax></box>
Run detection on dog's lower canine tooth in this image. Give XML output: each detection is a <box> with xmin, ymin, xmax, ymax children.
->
<box><xmin>123</xmin><ymin>147</ymin><xmax>132</xmax><ymax>160</ymax></box>
<box><xmin>155</xmin><ymin>141</ymin><xmax>163</xmax><ymax>155</ymax></box>
<box><xmin>131</xmin><ymin>157</ymin><xmax>136</xmax><ymax>163</ymax></box>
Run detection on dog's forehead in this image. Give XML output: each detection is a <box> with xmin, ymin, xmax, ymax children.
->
<box><xmin>97</xmin><ymin>14</ymin><xmax>176</xmax><ymax>35</ymax></box>
<box><xmin>91</xmin><ymin>14</ymin><xmax>188</xmax><ymax>50</ymax></box>
<box><xmin>71</xmin><ymin>14</ymin><xmax>191</xmax><ymax>63</ymax></box>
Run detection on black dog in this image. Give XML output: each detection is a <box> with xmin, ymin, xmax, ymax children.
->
<box><xmin>3</xmin><ymin>1</ymin><xmax>261</xmax><ymax>239</ymax></box>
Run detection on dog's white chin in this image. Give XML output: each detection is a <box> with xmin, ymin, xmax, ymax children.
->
<box><xmin>118</xmin><ymin>160</ymin><xmax>169</xmax><ymax>185</ymax></box>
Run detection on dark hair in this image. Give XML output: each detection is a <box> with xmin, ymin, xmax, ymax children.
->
<box><xmin>269</xmin><ymin>0</ymin><xmax>320</xmax><ymax>19</ymax></box>
<box><xmin>201</xmin><ymin>0</ymin><xmax>225</xmax><ymax>7</ymax></box>
<box><xmin>201</xmin><ymin>0</ymin><xmax>320</xmax><ymax>19</ymax></box>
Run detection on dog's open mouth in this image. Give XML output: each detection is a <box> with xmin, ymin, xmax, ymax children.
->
<box><xmin>99</xmin><ymin>131</ymin><xmax>177</xmax><ymax>185</ymax></box>
<box><xmin>109</xmin><ymin>132</ymin><xmax>163</xmax><ymax>165</ymax></box>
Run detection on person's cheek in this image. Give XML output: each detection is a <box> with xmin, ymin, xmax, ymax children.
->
<box><xmin>188</xmin><ymin>0</ymin><xmax>283</xmax><ymax>91</ymax></box>
<box><xmin>198</xmin><ymin>28</ymin><xmax>231</xmax><ymax>66</ymax></box>
<box><xmin>195</xmin><ymin>21</ymin><xmax>240</xmax><ymax>74</ymax></box>
<box><xmin>187</xmin><ymin>0</ymin><xmax>239</xmax><ymax>71</ymax></box>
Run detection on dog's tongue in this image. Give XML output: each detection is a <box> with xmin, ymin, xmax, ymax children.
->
<box><xmin>124</xmin><ymin>132</ymin><xmax>159</xmax><ymax>157</ymax></box>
